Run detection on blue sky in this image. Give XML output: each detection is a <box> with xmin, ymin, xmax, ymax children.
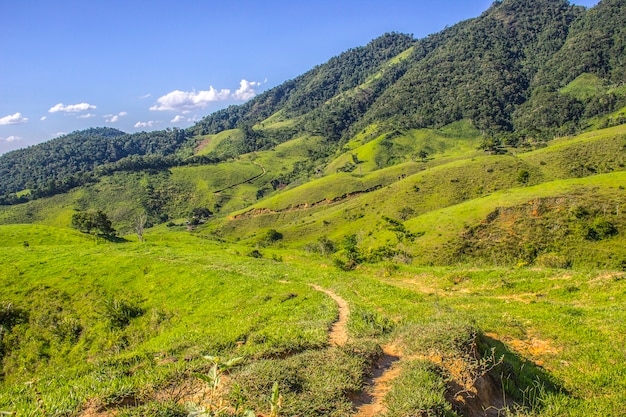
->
<box><xmin>0</xmin><ymin>0</ymin><xmax>599</xmax><ymax>154</ymax></box>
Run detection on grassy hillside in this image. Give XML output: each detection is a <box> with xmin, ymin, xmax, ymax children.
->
<box><xmin>1</xmin><ymin>225</ymin><xmax>625</xmax><ymax>415</ymax></box>
<box><xmin>1</xmin><ymin>1</ymin><xmax>626</xmax><ymax>414</ymax></box>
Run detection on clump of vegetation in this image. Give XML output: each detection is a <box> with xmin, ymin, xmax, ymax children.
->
<box><xmin>101</xmin><ymin>296</ymin><xmax>144</xmax><ymax>330</ymax></box>
<box><xmin>71</xmin><ymin>210</ymin><xmax>116</xmax><ymax>237</ymax></box>
<box><xmin>189</xmin><ymin>207</ymin><xmax>213</xmax><ymax>226</ymax></box>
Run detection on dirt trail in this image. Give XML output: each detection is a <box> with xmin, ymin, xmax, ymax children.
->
<box><xmin>309</xmin><ymin>284</ymin><xmax>349</xmax><ymax>346</ymax></box>
<box><xmin>352</xmin><ymin>345</ymin><xmax>402</xmax><ymax>417</ymax></box>
<box><xmin>309</xmin><ymin>285</ymin><xmax>403</xmax><ymax>416</ymax></box>
<box><xmin>213</xmin><ymin>161</ymin><xmax>266</xmax><ymax>194</ymax></box>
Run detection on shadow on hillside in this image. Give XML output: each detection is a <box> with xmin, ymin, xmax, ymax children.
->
<box><xmin>98</xmin><ymin>235</ymin><xmax>130</xmax><ymax>243</ymax></box>
<box><xmin>480</xmin><ymin>334</ymin><xmax>570</xmax><ymax>413</ymax></box>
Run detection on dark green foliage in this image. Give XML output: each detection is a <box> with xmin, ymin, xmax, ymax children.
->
<box><xmin>101</xmin><ymin>297</ymin><xmax>144</xmax><ymax>330</ymax></box>
<box><xmin>71</xmin><ymin>210</ymin><xmax>116</xmax><ymax>237</ymax></box>
<box><xmin>190</xmin><ymin>207</ymin><xmax>213</xmax><ymax>225</ymax></box>
<box><xmin>263</xmin><ymin>229</ymin><xmax>283</xmax><ymax>244</ymax></box>
<box><xmin>333</xmin><ymin>234</ymin><xmax>361</xmax><ymax>271</ymax></box>
<box><xmin>0</xmin><ymin>303</ymin><xmax>27</xmax><ymax>331</ymax></box>
<box><xmin>317</xmin><ymin>236</ymin><xmax>336</xmax><ymax>256</ymax></box>
<box><xmin>0</xmin><ymin>128</ymin><xmax>189</xmax><ymax>197</ymax></box>
<box><xmin>585</xmin><ymin>218</ymin><xmax>618</xmax><ymax>241</ymax></box>
<box><xmin>535</xmin><ymin>0</ymin><xmax>626</xmax><ymax>87</ymax></box>
<box><xmin>359</xmin><ymin>0</ymin><xmax>582</xmax><ymax>135</ymax></box>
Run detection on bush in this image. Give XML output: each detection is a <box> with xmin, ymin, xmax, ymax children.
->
<box><xmin>264</xmin><ymin>229</ymin><xmax>283</xmax><ymax>244</ymax></box>
<box><xmin>585</xmin><ymin>218</ymin><xmax>618</xmax><ymax>241</ymax></box>
<box><xmin>101</xmin><ymin>297</ymin><xmax>144</xmax><ymax>329</ymax></box>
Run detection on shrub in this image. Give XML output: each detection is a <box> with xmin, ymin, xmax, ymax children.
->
<box><xmin>101</xmin><ymin>297</ymin><xmax>144</xmax><ymax>329</ymax></box>
<box><xmin>585</xmin><ymin>218</ymin><xmax>618</xmax><ymax>241</ymax></box>
<box><xmin>264</xmin><ymin>229</ymin><xmax>283</xmax><ymax>244</ymax></box>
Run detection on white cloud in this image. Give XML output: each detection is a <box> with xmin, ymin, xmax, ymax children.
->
<box><xmin>150</xmin><ymin>79</ymin><xmax>261</xmax><ymax>112</ymax></box>
<box><xmin>139</xmin><ymin>93</ymin><xmax>152</xmax><ymax>99</ymax></box>
<box><xmin>150</xmin><ymin>87</ymin><xmax>230</xmax><ymax>112</ymax></box>
<box><xmin>171</xmin><ymin>115</ymin><xmax>186</xmax><ymax>123</ymax></box>
<box><xmin>48</xmin><ymin>102</ymin><xmax>96</xmax><ymax>113</ymax></box>
<box><xmin>1</xmin><ymin>135</ymin><xmax>22</xmax><ymax>142</ymax></box>
<box><xmin>77</xmin><ymin>113</ymin><xmax>97</xmax><ymax>119</ymax></box>
<box><xmin>51</xmin><ymin>132</ymin><xmax>67</xmax><ymax>138</ymax></box>
<box><xmin>104</xmin><ymin>112</ymin><xmax>128</xmax><ymax>123</ymax></box>
<box><xmin>0</xmin><ymin>112</ymin><xmax>29</xmax><ymax>125</ymax></box>
<box><xmin>40</xmin><ymin>116</ymin><xmax>47</xmax><ymax>121</ymax></box>
<box><xmin>233</xmin><ymin>79</ymin><xmax>262</xmax><ymax>101</ymax></box>
<box><xmin>134</xmin><ymin>120</ymin><xmax>158</xmax><ymax>129</ymax></box>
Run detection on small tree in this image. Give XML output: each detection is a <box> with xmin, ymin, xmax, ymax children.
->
<box><xmin>71</xmin><ymin>210</ymin><xmax>116</xmax><ymax>237</ymax></box>
<box><xmin>190</xmin><ymin>207</ymin><xmax>213</xmax><ymax>225</ymax></box>
<box><xmin>135</xmin><ymin>212</ymin><xmax>147</xmax><ymax>242</ymax></box>
<box><xmin>264</xmin><ymin>229</ymin><xmax>283</xmax><ymax>244</ymax></box>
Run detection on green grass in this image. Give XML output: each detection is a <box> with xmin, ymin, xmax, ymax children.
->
<box><xmin>0</xmin><ymin>222</ymin><xmax>625</xmax><ymax>415</ymax></box>
<box><xmin>404</xmin><ymin>171</ymin><xmax>626</xmax><ymax>264</ymax></box>
<box><xmin>325</xmin><ymin>120</ymin><xmax>482</xmax><ymax>175</ymax></box>
<box><xmin>194</xmin><ymin>129</ymin><xmax>244</xmax><ymax>156</ymax></box>
<box><xmin>560</xmin><ymin>73</ymin><xmax>607</xmax><ymax>100</ymax></box>
<box><xmin>0</xmin><ymin>226</ymin><xmax>342</xmax><ymax>415</ymax></box>
<box><xmin>519</xmin><ymin>124</ymin><xmax>626</xmax><ymax>179</ymax></box>
<box><xmin>2</xmin><ymin>107</ymin><xmax>626</xmax><ymax>415</ymax></box>
<box><xmin>256</xmin><ymin>109</ymin><xmax>299</xmax><ymax>130</ymax></box>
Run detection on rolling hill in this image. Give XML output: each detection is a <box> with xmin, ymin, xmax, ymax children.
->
<box><xmin>1</xmin><ymin>0</ymin><xmax>626</xmax><ymax>415</ymax></box>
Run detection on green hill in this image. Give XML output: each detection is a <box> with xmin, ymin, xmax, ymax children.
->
<box><xmin>1</xmin><ymin>0</ymin><xmax>626</xmax><ymax>415</ymax></box>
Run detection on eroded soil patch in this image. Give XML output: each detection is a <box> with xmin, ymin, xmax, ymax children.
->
<box><xmin>353</xmin><ymin>345</ymin><xmax>402</xmax><ymax>417</ymax></box>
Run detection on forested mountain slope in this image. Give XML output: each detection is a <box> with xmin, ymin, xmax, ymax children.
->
<box><xmin>1</xmin><ymin>0</ymin><xmax>625</xmax><ymax>205</ymax></box>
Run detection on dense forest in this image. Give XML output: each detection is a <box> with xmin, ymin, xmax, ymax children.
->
<box><xmin>1</xmin><ymin>0</ymin><xmax>625</xmax><ymax>203</ymax></box>
<box><xmin>0</xmin><ymin>127</ymin><xmax>192</xmax><ymax>201</ymax></box>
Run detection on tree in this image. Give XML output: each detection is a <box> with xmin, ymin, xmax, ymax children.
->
<box><xmin>190</xmin><ymin>207</ymin><xmax>213</xmax><ymax>225</ymax></box>
<box><xmin>135</xmin><ymin>212</ymin><xmax>148</xmax><ymax>242</ymax></box>
<box><xmin>71</xmin><ymin>210</ymin><xmax>116</xmax><ymax>237</ymax></box>
<box><xmin>261</xmin><ymin>229</ymin><xmax>283</xmax><ymax>246</ymax></box>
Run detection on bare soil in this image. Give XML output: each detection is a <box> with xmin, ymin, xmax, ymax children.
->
<box><xmin>352</xmin><ymin>345</ymin><xmax>402</xmax><ymax>417</ymax></box>
<box><xmin>309</xmin><ymin>284</ymin><xmax>350</xmax><ymax>347</ymax></box>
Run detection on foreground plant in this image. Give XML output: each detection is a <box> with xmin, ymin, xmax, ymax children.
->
<box><xmin>189</xmin><ymin>356</ymin><xmax>249</xmax><ymax>416</ymax></box>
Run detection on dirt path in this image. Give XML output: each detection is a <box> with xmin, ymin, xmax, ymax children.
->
<box><xmin>308</xmin><ymin>285</ymin><xmax>404</xmax><ymax>417</ymax></box>
<box><xmin>352</xmin><ymin>344</ymin><xmax>402</xmax><ymax>417</ymax></box>
<box><xmin>213</xmin><ymin>161</ymin><xmax>266</xmax><ymax>194</ymax></box>
<box><xmin>309</xmin><ymin>284</ymin><xmax>349</xmax><ymax>346</ymax></box>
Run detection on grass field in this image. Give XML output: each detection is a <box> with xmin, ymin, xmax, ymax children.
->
<box><xmin>1</xmin><ymin>119</ymin><xmax>626</xmax><ymax>415</ymax></box>
<box><xmin>1</xmin><ymin>224</ymin><xmax>625</xmax><ymax>416</ymax></box>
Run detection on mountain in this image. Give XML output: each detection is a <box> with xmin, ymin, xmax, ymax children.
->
<box><xmin>1</xmin><ymin>0</ymin><xmax>625</xmax><ymax>201</ymax></box>
<box><xmin>0</xmin><ymin>127</ymin><xmax>191</xmax><ymax>200</ymax></box>
<box><xmin>3</xmin><ymin>0</ymin><xmax>625</xmax><ymax>204</ymax></box>
<box><xmin>0</xmin><ymin>0</ymin><xmax>625</xmax><ymax>270</ymax></box>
